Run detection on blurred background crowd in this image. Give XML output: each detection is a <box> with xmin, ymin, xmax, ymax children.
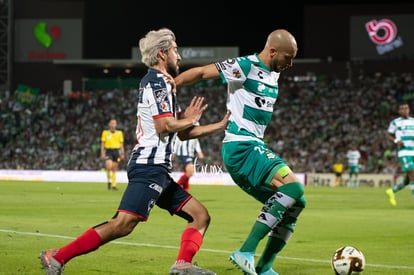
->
<box><xmin>1</xmin><ymin>71</ymin><xmax>413</xmax><ymax>174</ymax></box>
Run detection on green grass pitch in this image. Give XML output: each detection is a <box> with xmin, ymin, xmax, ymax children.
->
<box><xmin>1</xmin><ymin>180</ymin><xmax>414</xmax><ymax>274</ymax></box>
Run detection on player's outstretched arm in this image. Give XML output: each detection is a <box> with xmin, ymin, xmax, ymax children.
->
<box><xmin>175</xmin><ymin>64</ymin><xmax>220</xmax><ymax>87</ymax></box>
<box><xmin>178</xmin><ymin>111</ymin><xmax>230</xmax><ymax>140</ymax></box>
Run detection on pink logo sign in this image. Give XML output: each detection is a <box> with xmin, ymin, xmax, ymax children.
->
<box><xmin>365</xmin><ymin>19</ymin><xmax>397</xmax><ymax>45</ymax></box>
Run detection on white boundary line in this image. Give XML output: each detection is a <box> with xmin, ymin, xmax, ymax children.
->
<box><xmin>1</xmin><ymin>229</ymin><xmax>413</xmax><ymax>271</ymax></box>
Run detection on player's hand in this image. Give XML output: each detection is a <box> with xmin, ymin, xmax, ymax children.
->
<box><xmin>184</xmin><ymin>96</ymin><xmax>208</xmax><ymax>124</ymax></box>
<box><xmin>219</xmin><ymin>110</ymin><xmax>231</xmax><ymax>129</ymax></box>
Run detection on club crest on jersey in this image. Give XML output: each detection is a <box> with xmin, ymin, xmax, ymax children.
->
<box><xmin>153</xmin><ymin>89</ymin><xmax>168</xmax><ymax>103</ymax></box>
<box><xmin>160</xmin><ymin>101</ymin><xmax>171</xmax><ymax>112</ymax></box>
<box><xmin>232</xmin><ymin>68</ymin><xmax>242</xmax><ymax>78</ymax></box>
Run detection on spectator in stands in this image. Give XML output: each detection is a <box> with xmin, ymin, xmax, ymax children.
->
<box><xmin>1</xmin><ymin>67</ymin><xmax>414</xmax><ymax>174</ymax></box>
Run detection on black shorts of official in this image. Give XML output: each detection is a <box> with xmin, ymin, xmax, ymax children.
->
<box><xmin>118</xmin><ymin>155</ymin><xmax>191</xmax><ymax>221</ymax></box>
<box><xmin>105</xmin><ymin>148</ymin><xmax>120</xmax><ymax>162</ymax></box>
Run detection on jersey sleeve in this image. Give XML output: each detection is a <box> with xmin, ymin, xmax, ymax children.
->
<box><xmin>101</xmin><ymin>130</ymin><xmax>107</xmax><ymax>142</ymax></box>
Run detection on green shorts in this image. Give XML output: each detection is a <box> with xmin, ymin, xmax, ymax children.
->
<box><xmin>222</xmin><ymin>140</ymin><xmax>290</xmax><ymax>202</ymax></box>
<box><xmin>399</xmin><ymin>155</ymin><xmax>414</xmax><ymax>173</ymax></box>
<box><xmin>349</xmin><ymin>164</ymin><xmax>359</xmax><ymax>174</ymax></box>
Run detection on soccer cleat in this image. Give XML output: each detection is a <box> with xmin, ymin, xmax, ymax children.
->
<box><xmin>111</xmin><ymin>186</ymin><xmax>118</xmax><ymax>191</ymax></box>
<box><xmin>107</xmin><ymin>182</ymin><xmax>111</xmax><ymax>190</ymax></box>
<box><xmin>230</xmin><ymin>250</ymin><xmax>257</xmax><ymax>275</ymax></box>
<box><xmin>39</xmin><ymin>249</ymin><xmax>64</xmax><ymax>275</ymax></box>
<box><xmin>385</xmin><ymin>188</ymin><xmax>397</xmax><ymax>206</ymax></box>
<box><xmin>258</xmin><ymin>268</ymin><xmax>279</xmax><ymax>275</ymax></box>
<box><xmin>169</xmin><ymin>262</ymin><xmax>216</xmax><ymax>275</ymax></box>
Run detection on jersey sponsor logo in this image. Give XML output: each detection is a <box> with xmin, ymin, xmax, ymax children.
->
<box><xmin>153</xmin><ymin>89</ymin><xmax>168</xmax><ymax>103</ymax></box>
<box><xmin>258</xmin><ymin>83</ymin><xmax>266</xmax><ymax>93</ymax></box>
<box><xmin>254</xmin><ymin>96</ymin><xmax>273</xmax><ymax>109</ymax></box>
<box><xmin>255</xmin><ymin>97</ymin><xmax>266</xmax><ymax>107</ymax></box>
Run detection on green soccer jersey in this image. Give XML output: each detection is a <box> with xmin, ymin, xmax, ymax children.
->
<box><xmin>388</xmin><ymin>116</ymin><xmax>414</xmax><ymax>157</ymax></box>
<box><xmin>215</xmin><ymin>53</ymin><xmax>279</xmax><ymax>142</ymax></box>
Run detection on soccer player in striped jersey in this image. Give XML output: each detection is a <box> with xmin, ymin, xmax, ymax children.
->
<box><xmin>385</xmin><ymin>102</ymin><xmax>414</xmax><ymax>206</ymax></box>
<box><xmin>39</xmin><ymin>28</ymin><xmax>230</xmax><ymax>275</ymax></box>
<box><xmin>175</xmin><ymin>29</ymin><xmax>306</xmax><ymax>275</ymax></box>
<box><xmin>173</xmin><ymin>137</ymin><xmax>204</xmax><ymax>192</ymax></box>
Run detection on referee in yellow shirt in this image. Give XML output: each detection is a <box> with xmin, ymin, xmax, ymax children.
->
<box><xmin>333</xmin><ymin>159</ymin><xmax>344</xmax><ymax>187</ymax></box>
<box><xmin>101</xmin><ymin>118</ymin><xmax>125</xmax><ymax>190</ymax></box>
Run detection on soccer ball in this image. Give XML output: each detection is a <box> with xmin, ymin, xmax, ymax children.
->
<box><xmin>331</xmin><ymin>246</ymin><xmax>365</xmax><ymax>275</ymax></box>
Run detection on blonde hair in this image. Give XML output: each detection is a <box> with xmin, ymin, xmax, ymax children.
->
<box><xmin>139</xmin><ymin>28</ymin><xmax>176</xmax><ymax>67</ymax></box>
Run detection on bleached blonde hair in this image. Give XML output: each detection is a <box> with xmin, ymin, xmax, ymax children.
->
<box><xmin>139</xmin><ymin>28</ymin><xmax>176</xmax><ymax>67</ymax></box>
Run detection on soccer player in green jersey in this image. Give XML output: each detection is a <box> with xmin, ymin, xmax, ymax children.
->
<box><xmin>346</xmin><ymin>144</ymin><xmax>361</xmax><ymax>188</ymax></box>
<box><xmin>175</xmin><ymin>29</ymin><xmax>306</xmax><ymax>275</ymax></box>
<box><xmin>385</xmin><ymin>102</ymin><xmax>414</xmax><ymax>206</ymax></box>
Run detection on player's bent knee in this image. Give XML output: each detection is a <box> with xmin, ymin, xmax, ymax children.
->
<box><xmin>278</xmin><ymin>182</ymin><xmax>304</xmax><ymax>200</ymax></box>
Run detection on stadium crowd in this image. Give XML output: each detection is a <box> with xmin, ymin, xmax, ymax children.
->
<box><xmin>1</xmin><ymin>71</ymin><xmax>413</xmax><ymax>174</ymax></box>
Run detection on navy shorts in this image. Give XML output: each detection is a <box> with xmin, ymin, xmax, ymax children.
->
<box><xmin>118</xmin><ymin>154</ymin><xmax>191</xmax><ymax>221</ymax></box>
<box><xmin>177</xmin><ymin>155</ymin><xmax>194</xmax><ymax>169</ymax></box>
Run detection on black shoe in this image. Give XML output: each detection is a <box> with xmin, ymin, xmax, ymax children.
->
<box><xmin>107</xmin><ymin>182</ymin><xmax>111</xmax><ymax>190</ymax></box>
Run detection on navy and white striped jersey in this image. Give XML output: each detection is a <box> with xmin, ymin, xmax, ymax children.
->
<box><xmin>133</xmin><ymin>68</ymin><xmax>177</xmax><ymax>169</ymax></box>
<box><xmin>174</xmin><ymin>138</ymin><xmax>202</xmax><ymax>158</ymax></box>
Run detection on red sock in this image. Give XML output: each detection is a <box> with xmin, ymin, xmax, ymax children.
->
<box><xmin>175</xmin><ymin>227</ymin><xmax>203</xmax><ymax>263</ymax></box>
<box><xmin>177</xmin><ymin>174</ymin><xmax>189</xmax><ymax>190</ymax></box>
<box><xmin>53</xmin><ymin>228</ymin><xmax>103</xmax><ymax>264</ymax></box>
<box><xmin>182</xmin><ymin>178</ymin><xmax>190</xmax><ymax>192</ymax></box>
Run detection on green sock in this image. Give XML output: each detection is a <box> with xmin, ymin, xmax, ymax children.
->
<box><xmin>240</xmin><ymin>222</ymin><xmax>272</xmax><ymax>252</ymax></box>
<box><xmin>393</xmin><ymin>177</ymin><xmax>409</xmax><ymax>192</ymax></box>
<box><xmin>255</xmin><ymin>196</ymin><xmax>306</xmax><ymax>273</ymax></box>
<box><xmin>255</xmin><ymin>236</ymin><xmax>286</xmax><ymax>273</ymax></box>
<box><xmin>239</xmin><ymin>183</ymin><xmax>304</xmax><ymax>253</ymax></box>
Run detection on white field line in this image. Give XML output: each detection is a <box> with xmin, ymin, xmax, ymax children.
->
<box><xmin>1</xmin><ymin>229</ymin><xmax>413</xmax><ymax>270</ymax></box>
